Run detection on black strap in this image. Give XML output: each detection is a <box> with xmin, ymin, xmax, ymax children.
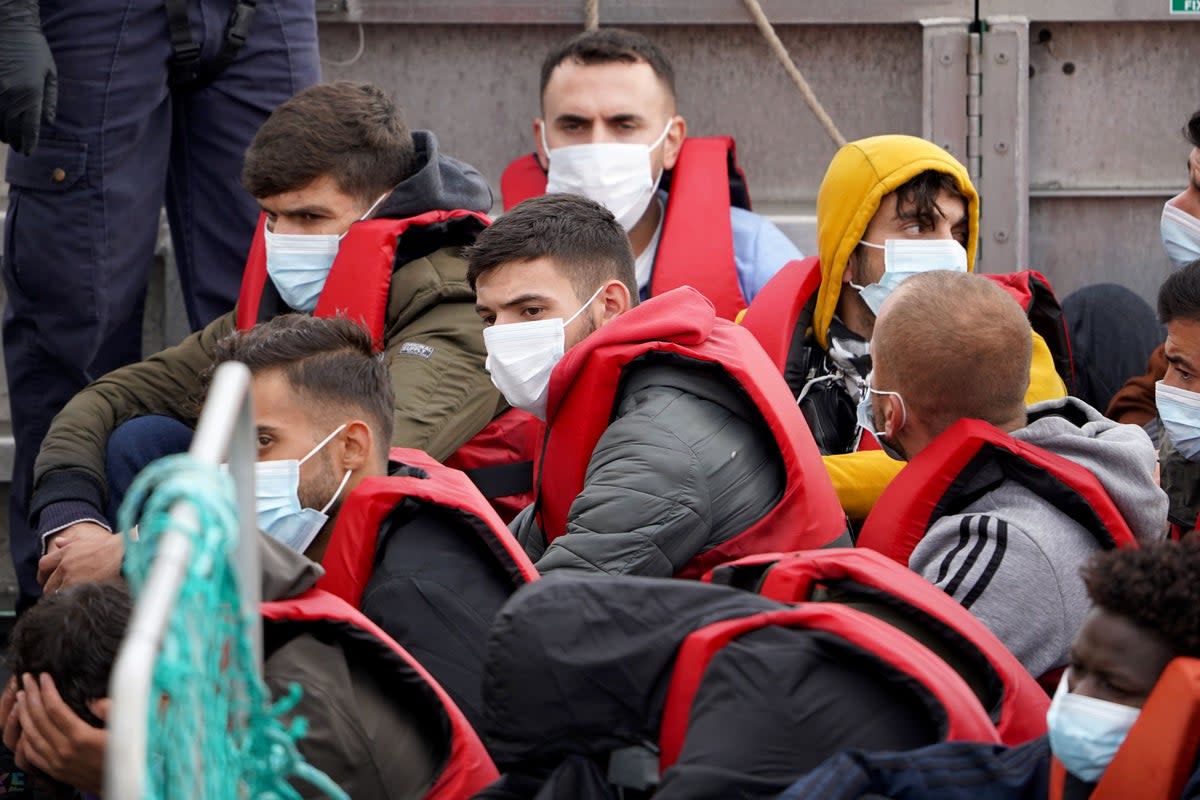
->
<box><xmin>461</xmin><ymin>460</ymin><xmax>534</xmax><ymax>500</ymax></box>
<box><xmin>165</xmin><ymin>0</ymin><xmax>258</xmax><ymax>92</ymax></box>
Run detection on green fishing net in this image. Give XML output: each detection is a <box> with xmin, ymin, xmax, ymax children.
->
<box><xmin>117</xmin><ymin>453</ymin><xmax>347</xmax><ymax>800</ymax></box>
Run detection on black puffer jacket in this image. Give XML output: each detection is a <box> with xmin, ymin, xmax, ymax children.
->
<box><xmin>512</xmin><ymin>355</ymin><xmax>787</xmax><ymax>577</ymax></box>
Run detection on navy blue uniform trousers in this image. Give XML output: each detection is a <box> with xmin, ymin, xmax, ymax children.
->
<box><xmin>2</xmin><ymin>0</ymin><xmax>319</xmax><ymax>607</ymax></box>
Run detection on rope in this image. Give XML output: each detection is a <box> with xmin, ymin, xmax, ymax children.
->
<box><xmin>584</xmin><ymin>0</ymin><xmax>599</xmax><ymax>31</ymax></box>
<box><xmin>320</xmin><ymin>23</ymin><xmax>366</xmax><ymax>68</ymax></box>
<box><xmin>740</xmin><ymin>0</ymin><xmax>846</xmax><ymax>148</ymax></box>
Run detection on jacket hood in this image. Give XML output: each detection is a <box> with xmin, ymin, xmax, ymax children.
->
<box><xmin>376</xmin><ymin>130</ymin><xmax>493</xmax><ymax>219</ymax></box>
<box><xmin>813</xmin><ymin>135</ymin><xmax>979</xmax><ymax>348</ymax></box>
<box><xmin>259</xmin><ymin>533</ymin><xmax>324</xmax><ymax>602</ymax></box>
<box><xmin>1017</xmin><ymin>397</ymin><xmax>1168</xmax><ymax>542</ymax></box>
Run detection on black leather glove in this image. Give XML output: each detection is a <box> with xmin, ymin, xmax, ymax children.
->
<box><xmin>0</xmin><ymin>0</ymin><xmax>57</xmax><ymax>156</ymax></box>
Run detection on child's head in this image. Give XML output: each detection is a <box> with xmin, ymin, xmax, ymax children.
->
<box><xmin>9</xmin><ymin>581</ymin><xmax>132</xmax><ymax>727</ymax></box>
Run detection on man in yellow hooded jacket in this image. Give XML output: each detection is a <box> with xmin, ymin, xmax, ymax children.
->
<box><xmin>744</xmin><ymin>134</ymin><xmax>1067</xmax><ymax>520</ymax></box>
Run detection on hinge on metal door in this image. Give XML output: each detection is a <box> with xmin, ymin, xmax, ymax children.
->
<box><xmin>966</xmin><ymin>30</ymin><xmax>983</xmax><ymax>185</ymax></box>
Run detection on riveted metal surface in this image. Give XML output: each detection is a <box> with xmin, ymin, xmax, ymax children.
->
<box><xmin>977</xmin><ymin>18</ymin><xmax>1030</xmax><ymax>273</ymax></box>
<box><xmin>923</xmin><ymin>20</ymin><xmax>971</xmax><ymax>163</ymax></box>
<box><xmin>1026</xmin><ymin>21</ymin><xmax>1200</xmax><ymax>193</ymax></box>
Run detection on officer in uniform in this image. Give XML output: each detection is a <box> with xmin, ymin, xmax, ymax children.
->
<box><xmin>0</xmin><ymin>0</ymin><xmax>320</xmax><ymax>609</ymax></box>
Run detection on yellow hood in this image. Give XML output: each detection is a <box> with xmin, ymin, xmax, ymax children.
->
<box><xmin>813</xmin><ymin>134</ymin><xmax>979</xmax><ymax>348</ymax></box>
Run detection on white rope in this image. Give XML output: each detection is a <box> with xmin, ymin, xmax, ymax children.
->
<box><xmin>741</xmin><ymin>0</ymin><xmax>846</xmax><ymax>148</ymax></box>
<box><xmin>321</xmin><ymin>23</ymin><xmax>366</xmax><ymax>68</ymax></box>
<box><xmin>584</xmin><ymin>0</ymin><xmax>599</xmax><ymax>31</ymax></box>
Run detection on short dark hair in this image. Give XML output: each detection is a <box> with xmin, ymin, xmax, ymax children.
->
<box><xmin>539</xmin><ymin>28</ymin><xmax>676</xmax><ymax>104</ymax></box>
<box><xmin>210</xmin><ymin>315</ymin><xmax>395</xmax><ymax>461</ymax></box>
<box><xmin>1185</xmin><ymin>110</ymin><xmax>1200</xmax><ymax>149</ymax></box>
<box><xmin>9</xmin><ymin>582</ymin><xmax>132</xmax><ymax>728</ymax></box>
<box><xmin>851</xmin><ymin>169</ymin><xmax>969</xmax><ymax>282</ymax></box>
<box><xmin>892</xmin><ymin>169</ymin><xmax>968</xmax><ymax>232</ymax></box>
<box><xmin>465</xmin><ymin>194</ymin><xmax>638</xmax><ymax>303</ymax></box>
<box><xmin>242</xmin><ymin>82</ymin><xmax>415</xmax><ymax>205</ymax></box>
<box><xmin>1082</xmin><ymin>541</ymin><xmax>1200</xmax><ymax>658</ymax></box>
<box><xmin>1158</xmin><ymin>258</ymin><xmax>1200</xmax><ymax>324</ymax></box>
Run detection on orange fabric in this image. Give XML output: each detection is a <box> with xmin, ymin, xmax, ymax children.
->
<box><xmin>1089</xmin><ymin>657</ymin><xmax>1200</xmax><ymax>800</ymax></box>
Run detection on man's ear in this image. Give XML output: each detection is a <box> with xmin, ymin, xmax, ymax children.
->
<box><xmin>534</xmin><ymin>118</ymin><xmax>550</xmax><ymax>170</ymax></box>
<box><xmin>337</xmin><ymin>420</ymin><xmax>374</xmax><ymax>473</ymax></box>
<box><xmin>87</xmin><ymin>697</ymin><xmax>111</xmax><ymax>724</ymax></box>
<box><xmin>880</xmin><ymin>395</ymin><xmax>904</xmax><ymax>438</ymax></box>
<box><xmin>661</xmin><ymin>115</ymin><xmax>687</xmax><ymax>171</ymax></box>
<box><xmin>597</xmin><ymin>280</ymin><xmax>632</xmax><ymax>327</ymax></box>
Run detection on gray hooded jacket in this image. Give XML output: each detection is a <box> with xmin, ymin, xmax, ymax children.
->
<box><xmin>908</xmin><ymin>397</ymin><xmax>1168</xmax><ymax>678</ymax></box>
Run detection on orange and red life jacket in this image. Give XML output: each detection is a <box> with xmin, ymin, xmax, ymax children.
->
<box><xmin>261</xmin><ymin>589</ymin><xmax>498</xmax><ymax>799</ymax></box>
<box><xmin>318</xmin><ymin>446</ymin><xmax>538</xmax><ymax>610</ymax></box>
<box><xmin>533</xmin><ymin>286</ymin><xmax>846</xmax><ymax>578</ymax></box>
<box><xmin>658</xmin><ymin>604</ymin><xmax>1002</xmax><ymax>774</ymax></box>
<box><xmin>1048</xmin><ymin>657</ymin><xmax>1200</xmax><ymax>800</ymax></box>
<box><xmin>706</xmin><ymin>547</ymin><xmax>1050</xmax><ymax>746</ymax></box>
<box><xmin>741</xmin><ymin>257</ymin><xmax>1076</xmax><ymax>396</ymax></box>
<box><xmin>235</xmin><ymin>211</ymin><xmax>541</xmax><ymax>520</ymax></box>
<box><xmin>856</xmin><ymin>417</ymin><xmax>1140</xmax><ymax>567</ymax></box>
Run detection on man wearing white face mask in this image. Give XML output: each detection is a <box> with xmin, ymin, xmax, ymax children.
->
<box><xmin>739</xmin><ymin>134</ymin><xmax>1069</xmax><ymax>524</ymax></box>
<box><xmin>1146</xmin><ymin>259</ymin><xmax>1200</xmax><ymax>540</ymax></box>
<box><xmin>499</xmin><ymin>28</ymin><xmax>801</xmax><ymax>320</ymax></box>
<box><xmin>1161</xmin><ymin>110</ymin><xmax>1200</xmax><ymax>270</ymax></box>
<box><xmin>865</xmin><ymin>270</ymin><xmax>1165</xmax><ymax>677</ymax></box>
<box><xmin>32</xmin><ymin>82</ymin><xmax>539</xmax><ymax>594</ymax></box>
<box><xmin>777</xmin><ymin>541</ymin><xmax>1200</xmax><ymax>800</ymax></box>
<box><xmin>468</xmin><ymin>194</ymin><xmax>847</xmax><ymax>578</ymax></box>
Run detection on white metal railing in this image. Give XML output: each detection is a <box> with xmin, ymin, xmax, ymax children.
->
<box><xmin>105</xmin><ymin>362</ymin><xmax>259</xmax><ymax>799</ymax></box>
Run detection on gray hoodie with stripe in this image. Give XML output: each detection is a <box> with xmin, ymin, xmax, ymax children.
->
<box><xmin>908</xmin><ymin>397</ymin><xmax>1168</xmax><ymax>678</ymax></box>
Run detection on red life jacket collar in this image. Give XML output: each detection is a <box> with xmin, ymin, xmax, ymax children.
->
<box><xmin>236</xmin><ymin>209</ymin><xmax>491</xmax><ymax>351</ymax></box>
<box><xmin>546</xmin><ymin>287</ymin><xmax>715</xmax><ymax>422</ymax></box>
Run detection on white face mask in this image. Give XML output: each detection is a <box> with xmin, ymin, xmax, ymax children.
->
<box><xmin>482</xmin><ymin>285</ymin><xmax>606</xmax><ymax>420</ymax></box>
<box><xmin>541</xmin><ymin>119</ymin><xmax>674</xmax><ymax>231</ymax></box>
<box><xmin>849</xmin><ymin>238</ymin><xmax>969</xmax><ymax>316</ymax></box>
<box><xmin>1046</xmin><ymin>671</ymin><xmax>1140</xmax><ymax>783</ymax></box>
<box><xmin>254</xmin><ymin>424</ymin><xmax>352</xmax><ymax>553</ymax></box>
<box><xmin>264</xmin><ymin>191</ymin><xmax>390</xmax><ymax>312</ymax></box>
<box><xmin>1161</xmin><ymin>203</ymin><xmax>1200</xmax><ymax>270</ymax></box>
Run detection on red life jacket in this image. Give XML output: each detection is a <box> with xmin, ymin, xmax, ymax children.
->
<box><xmin>857</xmin><ymin>417</ymin><xmax>1140</xmax><ymax>566</ymax></box>
<box><xmin>261</xmin><ymin>589</ymin><xmax>498</xmax><ymax>800</ymax></box>
<box><xmin>706</xmin><ymin>547</ymin><xmax>1049</xmax><ymax>746</ymax></box>
<box><xmin>534</xmin><ymin>287</ymin><xmax>846</xmax><ymax>578</ymax></box>
<box><xmin>1048</xmin><ymin>657</ymin><xmax>1200</xmax><ymax>800</ymax></box>
<box><xmin>741</xmin><ymin>258</ymin><xmax>1076</xmax><ymax>394</ymax></box>
<box><xmin>318</xmin><ymin>446</ymin><xmax>538</xmax><ymax>609</ymax></box>
<box><xmin>657</xmin><ymin>603</ymin><xmax>1001</xmax><ymax>774</ymax></box>
<box><xmin>235</xmin><ymin>211</ymin><xmax>540</xmax><ymax>521</ymax></box>
<box><xmin>499</xmin><ymin>136</ymin><xmax>753</xmax><ymax>320</ymax></box>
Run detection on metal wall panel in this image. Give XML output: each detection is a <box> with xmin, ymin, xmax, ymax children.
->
<box><xmin>319</xmin><ymin>22</ymin><xmax>925</xmax><ymax>209</ymax></box>
<box><xmin>320</xmin><ymin>0</ymin><xmax>976</xmax><ymax>25</ymax></box>
<box><xmin>977</xmin><ymin>17</ymin><xmax>1030</xmax><ymax>273</ymax></box>
<box><xmin>984</xmin><ymin>0</ymin><xmax>1197</xmax><ymax>21</ymax></box>
<box><xmin>1025</xmin><ymin>21</ymin><xmax>1198</xmax><ymax>193</ymax></box>
<box><xmin>1029</xmin><ymin>196</ymin><xmax>1173</xmax><ymax>303</ymax></box>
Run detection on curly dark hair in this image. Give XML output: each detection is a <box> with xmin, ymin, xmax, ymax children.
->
<box><xmin>1082</xmin><ymin>541</ymin><xmax>1200</xmax><ymax>658</ymax></box>
<box><xmin>9</xmin><ymin>581</ymin><xmax>132</xmax><ymax>728</ymax></box>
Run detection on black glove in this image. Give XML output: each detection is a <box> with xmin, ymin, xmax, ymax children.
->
<box><xmin>0</xmin><ymin>0</ymin><xmax>57</xmax><ymax>156</ymax></box>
